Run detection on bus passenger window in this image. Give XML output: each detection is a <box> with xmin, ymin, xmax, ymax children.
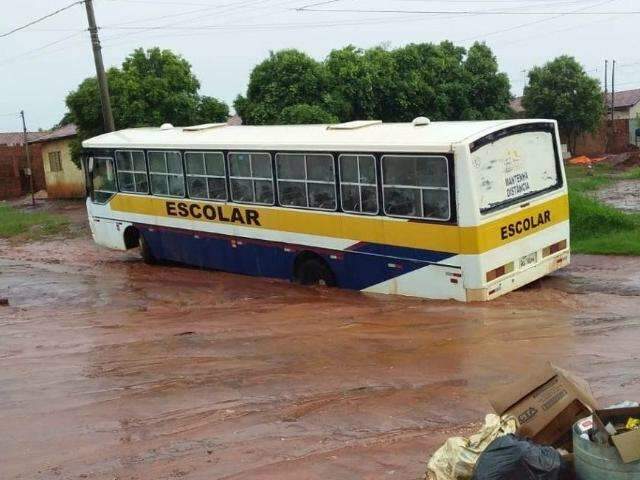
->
<box><xmin>185</xmin><ymin>152</ymin><xmax>227</xmax><ymax>201</ymax></box>
<box><xmin>276</xmin><ymin>153</ymin><xmax>336</xmax><ymax>210</ymax></box>
<box><xmin>148</xmin><ymin>151</ymin><xmax>185</xmax><ymax>198</ymax></box>
<box><xmin>115</xmin><ymin>150</ymin><xmax>148</xmax><ymax>194</ymax></box>
<box><xmin>382</xmin><ymin>155</ymin><xmax>450</xmax><ymax>220</ymax></box>
<box><xmin>339</xmin><ymin>154</ymin><xmax>378</xmax><ymax>215</ymax></box>
<box><xmin>229</xmin><ymin>153</ymin><xmax>274</xmax><ymax>205</ymax></box>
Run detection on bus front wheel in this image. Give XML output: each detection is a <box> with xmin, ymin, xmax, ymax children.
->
<box><xmin>139</xmin><ymin>235</ymin><xmax>156</xmax><ymax>265</ymax></box>
<box><xmin>294</xmin><ymin>257</ymin><xmax>336</xmax><ymax>287</ymax></box>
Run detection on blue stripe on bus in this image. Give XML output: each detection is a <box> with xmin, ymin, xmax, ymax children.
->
<box><xmin>136</xmin><ymin>224</ymin><xmax>456</xmax><ymax>291</ymax></box>
<box><xmin>347</xmin><ymin>242</ymin><xmax>454</xmax><ymax>264</ymax></box>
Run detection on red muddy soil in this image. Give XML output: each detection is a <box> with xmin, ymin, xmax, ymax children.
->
<box><xmin>1</xmin><ymin>201</ymin><xmax>640</xmax><ymax>480</ymax></box>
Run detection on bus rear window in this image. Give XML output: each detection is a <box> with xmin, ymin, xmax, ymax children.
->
<box><xmin>471</xmin><ymin>126</ymin><xmax>561</xmax><ymax>213</ymax></box>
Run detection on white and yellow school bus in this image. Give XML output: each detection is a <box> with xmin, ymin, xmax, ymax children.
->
<box><xmin>82</xmin><ymin>118</ymin><xmax>569</xmax><ymax>301</ymax></box>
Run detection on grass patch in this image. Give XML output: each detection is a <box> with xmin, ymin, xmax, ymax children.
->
<box><xmin>569</xmin><ymin>191</ymin><xmax>640</xmax><ymax>255</ymax></box>
<box><xmin>565</xmin><ymin>164</ymin><xmax>613</xmax><ymax>193</ymax></box>
<box><xmin>565</xmin><ymin>163</ymin><xmax>640</xmax><ymax>255</ymax></box>
<box><xmin>621</xmin><ymin>166</ymin><xmax>640</xmax><ymax>179</ymax></box>
<box><xmin>0</xmin><ymin>203</ymin><xmax>69</xmax><ymax>240</ymax></box>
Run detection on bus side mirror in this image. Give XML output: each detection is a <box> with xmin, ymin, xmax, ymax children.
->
<box><xmin>88</xmin><ymin>157</ymin><xmax>94</xmax><ymax>173</ymax></box>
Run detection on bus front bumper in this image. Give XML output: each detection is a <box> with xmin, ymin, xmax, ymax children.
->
<box><xmin>465</xmin><ymin>251</ymin><xmax>570</xmax><ymax>302</ymax></box>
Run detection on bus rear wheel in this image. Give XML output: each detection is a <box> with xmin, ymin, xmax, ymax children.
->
<box><xmin>139</xmin><ymin>235</ymin><xmax>156</xmax><ymax>265</ymax></box>
<box><xmin>294</xmin><ymin>257</ymin><xmax>336</xmax><ymax>287</ymax></box>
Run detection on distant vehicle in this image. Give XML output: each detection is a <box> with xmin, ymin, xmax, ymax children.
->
<box><xmin>82</xmin><ymin>118</ymin><xmax>569</xmax><ymax>301</ymax></box>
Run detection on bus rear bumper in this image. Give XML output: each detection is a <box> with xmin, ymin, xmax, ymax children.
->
<box><xmin>465</xmin><ymin>251</ymin><xmax>570</xmax><ymax>302</ymax></box>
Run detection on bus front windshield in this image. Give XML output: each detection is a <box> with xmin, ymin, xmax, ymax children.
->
<box><xmin>90</xmin><ymin>156</ymin><xmax>117</xmax><ymax>203</ymax></box>
<box><xmin>470</xmin><ymin>125</ymin><xmax>561</xmax><ymax>213</ymax></box>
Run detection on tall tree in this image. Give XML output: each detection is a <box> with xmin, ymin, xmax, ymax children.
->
<box><xmin>522</xmin><ymin>56</ymin><xmax>604</xmax><ymax>153</ymax></box>
<box><xmin>64</xmin><ymin>47</ymin><xmax>229</xmax><ymax>164</ymax></box>
<box><xmin>235</xmin><ymin>42</ymin><xmax>511</xmax><ymax>125</ymax></box>
<box><xmin>234</xmin><ymin>49</ymin><xmax>330</xmax><ymax>125</ymax></box>
<box><xmin>464</xmin><ymin>43</ymin><xmax>512</xmax><ymax>120</ymax></box>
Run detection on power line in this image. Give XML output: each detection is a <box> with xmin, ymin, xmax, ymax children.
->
<box><xmin>295</xmin><ymin>0</ymin><xmax>341</xmax><ymax>9</ymax></box>
<box><xmin>295</xmin><ymin>5</ymin><xmax>640</xmax><ymax>14</ymax></box>
<box><xmin>100</xmin><ymin>0</ymin><xmax>298</xmax><ymax>46</ymax></box>
<box><xmin>0</xmin><ymin>31</ymin><xmax>85</xmax><ymax>67</ymax></box>
<box><xmin>457</xmin><ymin>0</ymin><xmax>617</xmax><ymax>42</ymax></box>
<box><xmin>495</xmin><ymin>11</ymin><xmax>625</xmax><ymax>47</ymax></box>
<box><xmin>103</xmin><ymin>0</ymin><xmax>242</xmax><ymax>5</ymax></box>
<box><xmin>101</xmin><ymin>0</ymin><xmax>249</xmax><ymax>28</ymax></box>
<box><xmin>0</xmin><ymin>1</ymin><xmax>85</xmax><ymax>39</ymax></box>
<box><xmin>100</xmin><ymin>0</ymin><xmax>563</xmax><ymax>35</ymax></box>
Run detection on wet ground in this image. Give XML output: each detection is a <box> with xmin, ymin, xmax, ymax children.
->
<box><xmin>596</xmin><ymin>179</ymin><xmax>640</xmax><ymax>213</ymax></box>
<box><xmin>2</xmin><ymin>201</ymin><xmax>640</xmax><ymax>480</ymax></box>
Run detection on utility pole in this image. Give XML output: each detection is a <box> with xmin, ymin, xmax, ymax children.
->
<box><xmin>604</xmin><ymin>60</ymin><xmax>608</xmax><ymax>100</ymax></box>
<box><xmin>84</xmin><ymin>0</ymin><xmax>115</xmax><ymax>132</ymax></box>
<box><xmin>604</xmin><ymin>60</ymin><xmax>609</xmax><ymax>151</ymax></box>
<box><xmin>20</xmin><ymin>110</ymin><xmax>35</xmax><ymax>207</ymax></box>
<box><xmin>611</xmin><ymin>60</ymin><xmax>616</xmax><ymax>123</ymax></box>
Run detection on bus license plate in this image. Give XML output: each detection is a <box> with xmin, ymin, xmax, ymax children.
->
<box><xmin>519</xmin><ymin>252</ymin><xmax>538</xmax><ymax>269</ymax></box>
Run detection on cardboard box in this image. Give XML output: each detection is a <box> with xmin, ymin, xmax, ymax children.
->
<box><xmin>594</xmin><ymin>407</ymin><xmax>640</xmax><ymax>464</ymax></box>
<box><xmin>488</xmin><ymin>363</ymin><xmax>598</xmax><ymax>447</ymax></box>
<box><xmin>611</xmin><ymin>430</ymin><xmax>640</xmax><ymax>463</ymax></box>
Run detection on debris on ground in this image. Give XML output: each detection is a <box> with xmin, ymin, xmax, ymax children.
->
<box><xmin>608</xmin><ymin>401</ymin><xmax>640</xmax><ymax>409</ymax></box>
<box><xmin>567</xmin><ymin>150</ymin><xmax>640</xmax><ymax>170</ymax></box>
<box><xmin>424</xmin><ymin>364</ymin><xmax>640</xmax><ymax>479</ymax></box>
<box><xmin>0</xmin><ymin>298</ymin><xmax>8</xmax><ymax>306</ymax></box>
<box><xmin>425</xmin><ymin>414</ymin><xmax>517</xmax><ymax>480</ymax></box>
<box><xmin>487</xmin><ymin>363</ymin><xmax>597</xmax><ymax>449</ymax></box>
<box><xmin>568</xmin><ymin>156</ymin><xmax>595</xmax><ymax>165</ymax></box>
<box><xmin>471</xmin><ymin>434</ymin><xmax>569</xmax><ymax>480</ymax></box>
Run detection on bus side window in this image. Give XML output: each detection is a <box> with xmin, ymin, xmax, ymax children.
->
<box><xmin>148</xmin><ymin>151</ymin><xmax>185</xmax><ymax>198</ymax></box>
<box><xmin>381</xmin><ymin>155</ymin><xmax>450</xmax><ymax>221</ymax></box>
<box><xmin>185</xmin><ymin>152</ymin><xmax>227</xmax><ymax>201</ymax></box>
<box><xmin>276</xmin><ymin>153</ymin><xmax>336</xmax><ymax>211</ymax></box>
<box><xmin>115</xmin><ymin>150</ymin><xmax>148</xmax><ymax>194</ymax></box>
<box><xmin>339</xmin><ymin>154</ymin><xmax>378</xmax><ymax>215</ymax></box>
<box><xmin>229</xmin><ymin>153</ymin><xmax>274</xmax><ymax>205</ymax></box>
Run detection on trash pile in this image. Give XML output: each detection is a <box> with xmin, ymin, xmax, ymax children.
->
<box><xmin>567</xmin><ymin>155</ymin><xmax>607</xmax><ymax>166</ymax></box>
<box><xmin>425</xmin><ymin>363</ymin><xmax>640</xmax><ymax>480</ymax></box>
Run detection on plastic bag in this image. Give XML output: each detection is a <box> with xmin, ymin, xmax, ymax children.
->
<box><xmin>425</xmin><ymin>414</ymin><xmax>518</xmax><ymax>480</ymax></box>
<box><xmin>471</xmin><ymin>434</ymin><xmax>568</xmax><ymax>480</ymax></box>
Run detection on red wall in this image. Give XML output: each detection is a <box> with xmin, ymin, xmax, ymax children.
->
<box><xmin>573</xmin><ymin>119</ymin><xmax>631</xmax><ymax>156</ymax></box>
<box><xmin>0</xmin><ymin>143</ymin><xmax>44</xmax><ymax>199</ymax></box>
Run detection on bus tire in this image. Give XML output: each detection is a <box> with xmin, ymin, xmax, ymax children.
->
<box><xmin>123</xmin><ymin>226</ymin><xmax>140</xmax><ymax>250</ymax></box>
<box><xmin>294</xmin><ymin>256</ymin><xmax>336</xmax><ymax>287</ymax></box>
<box><xmin>139</xmin><ymin>235</ymin><xmax>156</xmax><ymax>265</ymax></box>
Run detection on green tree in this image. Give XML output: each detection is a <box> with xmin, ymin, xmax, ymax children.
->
<box><xmin>324</xmin><ymin>45</ymin><xmax>377</xmax><ymax>121</ymax></box>
<box><xmin>234</xmin><ymin>49</ymin><xmax>327</xmax><ymax>125</ymax></box>
<box><xmin>64</xmin><ymin>47</ymin><xmax>229</xmax><ymax>165</ymax></box>
<box><xmin>235</xmin><ymin>42</ymin><xmax>511</xmax><ymax>125</ymax></box>
<box><xmin>522</xmin><ymin>55</ymin><xmax>604</xmax><ymax>153</ymax></box>
<box><xmin>464</xmin><ymin>43</ymin><xmax>512</xmax><ymax>119</ymax></box>
<box><xmin>277</xmin><ymin>104</ymin><xmax>338</xmax><ymax>124</ymax></box>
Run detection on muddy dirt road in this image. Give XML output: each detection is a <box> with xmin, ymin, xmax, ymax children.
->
<box><xmin>1</xmin><ymin>204</ymin><xmax>640</xmax><ymax>480</ymax></box>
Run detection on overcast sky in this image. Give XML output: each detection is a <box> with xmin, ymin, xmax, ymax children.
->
<box><xmin>0</xmin><ymin>0</ymin><xmax>637</xmax><ymax>131</ymax></box>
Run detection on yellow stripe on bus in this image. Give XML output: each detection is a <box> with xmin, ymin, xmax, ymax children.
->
<box><xmin>109</xmin><ymin>193</ymin><xmax>569</xmax><ymax>255</ymax></box>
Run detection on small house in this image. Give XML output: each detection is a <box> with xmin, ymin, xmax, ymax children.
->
<box><xmin>33</xmin><ymin>124</ymin><xmax>85</xmax><ymax>198</ymax></box>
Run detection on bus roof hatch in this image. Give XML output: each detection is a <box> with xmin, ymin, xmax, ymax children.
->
<box><xmin>327</xmin><ymin>120</ymin><xmax>382</xmax><ymax>130</ymax></box>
